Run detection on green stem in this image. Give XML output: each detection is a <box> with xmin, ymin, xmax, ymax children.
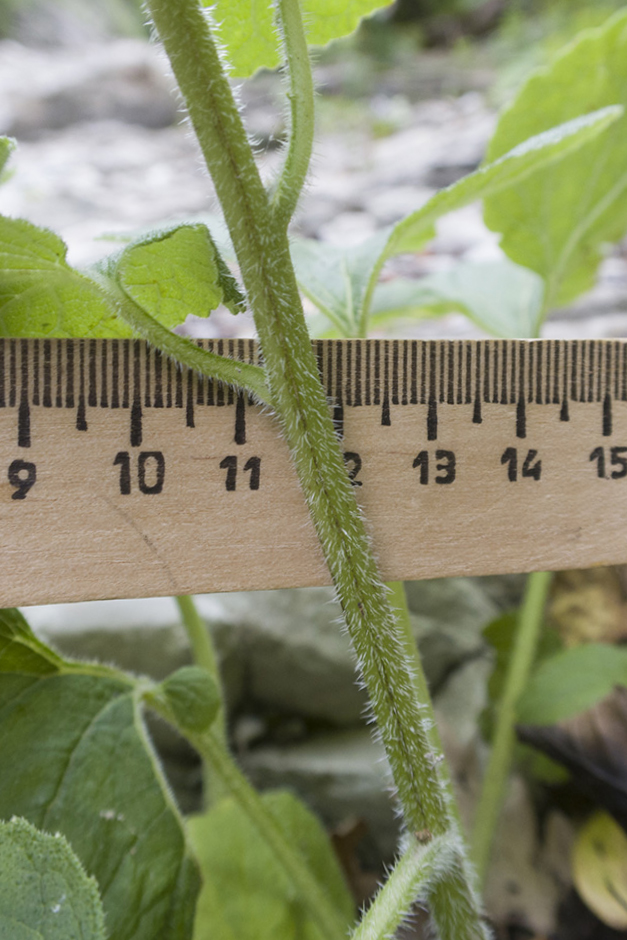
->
<box><xmin>187</xmin><ymin>726</ymin><xmax>348</xmax><ymax>940</ymax></box>
<box><xmin>351</xmin><ymin>834</ymin><xmax>454</xmax><ymax>940</ymax></box>
<box><xmin>175</xmin><ymin>596</ymin><xmax>225</xmax><ymax>732</ymax></box>
<box><xmin>471</xmin><ymin>570</ymin><xmax>553</xmax><ymax>886</ymax></box>
<box><xmin>112</xmin><ymin>287</ymin><xmax>272</xmax><ymax>404</ymax></box>
<box><xmin>176</xmin><ymin>595</ymin><xmax>228</xmax><ymax>806</ymax></box>
<box><xmin>271</xmin><ymin>0</ymin><xmax>315</xmax><ymax>228</ymax></box>
<box><xmin>146</xmin><ymin>2</ymin><xmax>486</xmax><ymax>934</ymax></box>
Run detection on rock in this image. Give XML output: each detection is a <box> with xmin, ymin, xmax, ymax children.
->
<box><xmin>0</xmin><ymin>39</ymin><xmax>178</xmax><ymax>139</ymax></box>
<box><xmin>405</xmin><ymin>577</ymin><xmax>499</xmax><ymax>691</ymax></box>
<box><xmin>195</xmin><ymin>588</ymin><xmax>365</xmax><ymax>724</ymax></box>
<box><xmin>23</xmin><ymin>597</ymin><xmax>246</xmax><ymax>708</ymax></box>
<box><xmin>238</xmin><ymin>729</ymin><xmax>398</xmax><ymax>863</ymax></box>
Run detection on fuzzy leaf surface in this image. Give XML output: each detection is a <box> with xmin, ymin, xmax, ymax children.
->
<box><xmin>0</xmin><ymin>609</ymin><xmax>200</xmax><ymax>940</ymax></box>
<box><xmin>189</xmin><ymin>790</ymin><xmax>354</xmax><ymax>940</ymax></box>
<box><xmin>100</xmin><ymin>223</ymin><xmax>245</xmax><ymax>325</ymax></box>
<box><xmin>0</xmin><ymin>817</ymin><xmax>106</xmax><ymax>940</ymax></box>
<box><xmin>483</xmin><ymin>10</ymin><xmax>627</xmax><ymax>309</ymax></box>
<box><xmin>206</xmin><ymin>0</ymin><xmax>388</xmax><ymax>76</ymax></box>
<box><xmin>369</xmin><ymin>260</ymin><xmax>545</xmax><ymax>338</ymax></box>
<box><xmin>517</xmin><ymin>643</ymin><xmax>627</xmax><ymax>725</ymax></box>
<box><xmin>0</xmin><ymin>217</ymin><xmax>132</xmax><ymax>338</ymax></box>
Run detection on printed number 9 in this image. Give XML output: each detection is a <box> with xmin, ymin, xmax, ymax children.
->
<box><xmin>8</xmin><ymin>459</ymin><xmax>37</xmax><ymax>500</ymax></box>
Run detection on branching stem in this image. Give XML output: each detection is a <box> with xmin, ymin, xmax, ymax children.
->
<box><xmin>271</xmin><ymin>0</ymin><xmax>316</xmax><ymax>227</ymax></box>
<box><xmin>145</xmin><ymin>1</ymin><xmax>487</xmax><ymax>935</ymax></box>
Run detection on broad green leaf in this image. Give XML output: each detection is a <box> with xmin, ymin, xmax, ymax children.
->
<box><xmin>0</xmin><ymin>217</ymin><xmax>132</xmax><ymax>338</ymax></box>
<box><xmin>517</xmin><ymin>643</ymin><xmax>627</xmax><ymax>726</ymax></box>
<box><xmin>0</xmin><ymin>609</ymin><xmax>200</xmax><ymax>940</ymax></box>
<box><xmin>573</xmin><ymin>812</ymin><xmax>627</xmax><ymax>930</ymax></box>
<box><xmin>189</xmin><ymin>790</ymin><xmax>354</xmax><ymax>940</ymax></box>
<box><xmin>369</xmin><ymin>259</ymin><xmax>545</xmax><ymax>338</ymax></box>
<box><xmin>206</xmin><ymin>0</ymin><xmax>389</xmax><ymax>77</ymax></box>
<box><xmin>386</xmin><ymin>106</ymin><xmax>621</xmax><ymax>260</ymax></box>
<box><xmin>99</xmin><ymin>223</ymin><xmax>245</xmax><ymax>326</ymax></box>
<box><xmin>0</xmin><ymin>817</ymin><xmax>106</xmax><ymax>940</ymax></box>
<box><xmin>0</xmin><ymin>137</ymin><xmax>15</xmax><ymax>178</ymax></box>
<box><xmin>484</xmin><ymin>9</ymin><xmax>627</xmax><ymax>309</ymax></box>
<box><xmin>295</xmin><ymin>108</ymin><xmax>619</xmax><ymax>337</ymax></box>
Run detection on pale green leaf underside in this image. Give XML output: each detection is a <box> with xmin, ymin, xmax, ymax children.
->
<box><xmin>517</xmin><ymin>643</ymin><xmax>627</xmax><ymax>725</ymax></box>
<box><xmin>370</xmin><ymin>260</ymin><xmax>545</xmax><ymax>339</ymax></box>
<box><xmin>207</xmin><ymin>0</ymin><xmax>388</xmax><ymax>76</ymax></box>
<box><xmin>294</xmin><ymin>107</ymin><xmax>618</xmax><ymax>337</ymax></box>
<box><xmin>0</xmin><ymin>817</ymin><xmax>106</xmax><ymax>940</ymax></box>
<box><xmin>189</xmin><ymin>790</ymin><xmax>354</xmax><ymax>940</ymax></box>
<box><xmin>0</xmin><ymin>609</ymin><xmax>200</xmax><ymax>940</ymax></box>
<box><xmin>484</xmin><ymin>9</ymin><xmax>627</xmax><ymax>309</ymax></box>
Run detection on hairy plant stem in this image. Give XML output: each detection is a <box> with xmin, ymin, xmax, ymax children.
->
<box><xmin>145</xmin><ymin>0</ymin><xmax>487</xmax><ymax>934</ymax></box>
<box><xmin>176</xmin><ymin>595</ymin><xmax>228</xmax><ymax>807</ymax></box>
<box><xmin>351</xmin><ymin>834</ymin><xmax>454</xmax><ymax>940</ymax></box>
<box><xmin>471</xmin><ymin>570</ymin><xmax>553</xmax><ymax>886</ymax></box>
<box><xmin>271</xmin><ymin>0</ymin><xmax>315</xmax><ymax>226</ymax></box>
<box><xmin>110</xmin><ymin>284</ymin><xmax>272</xmax><ymax>403</ymax></box>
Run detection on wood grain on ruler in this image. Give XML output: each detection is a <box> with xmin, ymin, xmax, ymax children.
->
<box><xmin>0</xmin><ymin>338</ymin><xmax>626</xmax><ymax>606</ymax></box>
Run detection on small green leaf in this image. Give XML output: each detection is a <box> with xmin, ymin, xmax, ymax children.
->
<box><xmin>369</xmin><ymin>260</ymin><xmax>545</xmax><ymax>338</ymax></box>
<box><xmin>189</xmin><ymin>790</ymin><xmax>354</xmax><ymax>940</ymax></box>
<box><xmin>99</xmin><ymin>224</ymin><xmax>245</xmax><ymax>328</ymax></box>
<box><xmin>517</xmin><ymin>643</ymin><xmax>627</xmax><ymax>726</ymax></box>
<box><xmin>484</xmin><ymin>9</ymin><xmax>627</xmax><ymax>309</ymax></box>
<box><xmin>206</xmin><ymin>0</ymin><xmax>389</xmax><ymax>77</ymax></box>
<box><xmin>159</xmin><ymin>666</ymin><xmax>221</xmax><ymax>733</ymax></box>
<box><xmin>0</xmin><ymin>817</ymin><xmax>106</xmax><ymax>940</ymax></box>
<box><xmin>0</xmin><ymin>137</ymin><xmax>15</xmax><ymax>178</ymax></box>
<box><xmin>0</xmin><ymin>217</ymin><xmax>132</xmax><ymax>338</ymax></box>
<box><xmin>0</xmin><ymin>609</ymin><xmax>200</xmax><ymax>940</ymax></box>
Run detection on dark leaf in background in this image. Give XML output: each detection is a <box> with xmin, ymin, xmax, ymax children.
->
<box><xmin>517</xmin><ymin>686</ymin><xmax>627</xmax><ymax>832</ymax></box>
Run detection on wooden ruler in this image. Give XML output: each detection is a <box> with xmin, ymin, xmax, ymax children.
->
<box><xmin>1</xmin><ymin>337</ymin><xmax>626</xmax><ymax>607</ymax></box>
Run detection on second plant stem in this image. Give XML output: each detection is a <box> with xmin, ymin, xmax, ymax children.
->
<box><xmin>471</xmin><ymin>570</ymin><xmax>553</xmax><ymax>885</ymax></box>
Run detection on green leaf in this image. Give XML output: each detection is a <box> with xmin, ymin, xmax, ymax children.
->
<box><xmin>369</xmin><ymin>260</ymin><xmax>545</xmax><ymax>338</ymax></box>
<box><xmin>99</xmin><ymin>223</ymin><xmax>245</xmax><ymax>326</ymax></box>
<box><xmin>294</xmin><ymin>107</ymin><xmax>619</xmax><ymax>337</ymax></box>
<box><xmin>291</xmin><ymin>230</ymin><xmax>390</xmax><ymax>337</ymax></box>
<box><xmin>159</xmin><ymin>666</ymin><xmax>221</xmax><ymax>733</ymax></box>
<box><xmin>189</xmin><ymin>790</ymin><xmax>354</xmax><ymax>940</ymax></box>
<box><xmin>517</xmin><ymin>643</ymin><xmax>627</xmax><ymax>726</ymax></box>
<box><xmin>483</xmin><ymin>9</ymin><xmax>627</xmax><ymax>310</ymax></box>
<box><xmin>0</xmin><ymin>609</ymin><xmax>200</xmax><ymax>940</ymax></box>
<box><xmin>0</xmin><ymin>137</ymin><xmax>15</xmax><ymax>178</ymax></box>
<box><xmin>206</xmin><ymin>0</ymin><xmax>389</xmax><ymax>77</ymax></box>
<box><xmin>0</xmin><ymin>217</ymin><xmax>132</xmax><ymax>338</ymax></box>
<box><xmin>0</xmin><ymin>817</ymin><xmax>106</xmax><ymax>940</ymax></box>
